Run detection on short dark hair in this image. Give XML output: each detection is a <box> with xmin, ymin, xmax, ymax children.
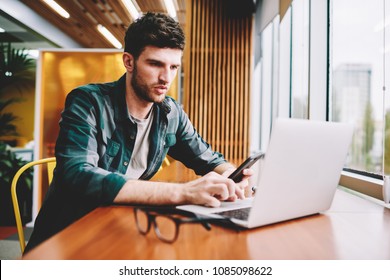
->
<box><xmin>124</xmin><ymin>12</ymin><xmax>185</xmax><ymax>58</ymax></box>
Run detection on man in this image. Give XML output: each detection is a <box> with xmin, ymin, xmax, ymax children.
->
<box><xmin>25</xmin><ymin>12</ymin><xmax>252</xmax><ymax>253</ymax></box>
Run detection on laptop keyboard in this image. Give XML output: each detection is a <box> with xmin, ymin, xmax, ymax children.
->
<box><xmin>215</xmin><ymin>207</ymin><xmax>251</xmax><ymax>221</ymax></box>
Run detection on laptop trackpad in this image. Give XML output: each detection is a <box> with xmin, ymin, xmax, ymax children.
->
<box><xmin>177</xmin><ymin>197</ymin><xmax>253</xmax><ymax>215</ymax></box>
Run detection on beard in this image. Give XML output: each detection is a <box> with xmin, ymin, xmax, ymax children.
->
<box><xmin>131</xmin><ymin>63</ymin><xmax>166</xmax><ymax>104</ymax></box>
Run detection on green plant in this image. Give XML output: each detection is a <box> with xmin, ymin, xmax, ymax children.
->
<box><xmin>0</xmin><ymin>43</ymin><xmax>35</xmax><ymax>225</ymax></box>
<box><xmin>0</xmin><ymin>142</ymin><xmax>32</xmax><ymax>189</ymax></box>
<box><xmin>0</xmin><ymin>43</ymin><xmax>36</xmax><ymax>225</ymax></box>
<box><xmin>0</xmin><ymin>43</ymin><xmax>35</xmax><ymax>93</ymax></box>
<box><xmin>0</xmin><ymin>43</ymin><xmax>35</xmax><ymax>140</ymax></box>
<box><xmin>0</xmin><ymin>142</ymin><xmax>33</xmax><ymax>225</ymax></box>
<box><xmin>0</xmin><ymin>97</ymin><xmax>20</xmax><ymax>136</ymax></box>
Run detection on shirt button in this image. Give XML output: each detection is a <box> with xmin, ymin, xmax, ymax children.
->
<box><xmin>123</xmin><ymin>162</ymin><xmax>128</xmax><ymax>166</ymax></box>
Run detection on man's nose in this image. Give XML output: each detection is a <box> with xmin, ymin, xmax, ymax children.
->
<box><xmin>159</xmin><ymin>68</ymin><xmax>173</xmax><ymax>84</ymax></box>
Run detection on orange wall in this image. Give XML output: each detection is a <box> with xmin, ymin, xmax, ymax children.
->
<box><xmin>39</xmin><ymin>51</ymin><xmax>124</xmax><ymax>158</ymax></box>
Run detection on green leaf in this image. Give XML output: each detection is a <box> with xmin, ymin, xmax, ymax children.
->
<box><xmin>0</xmin><ymin>140</ymin><xmax>33</xmax><ymax>190</ymax></box>
<box><xmin>0</xmin><ymin>43</ymin><xmax>35</xmax><ymax>138</ymax></box>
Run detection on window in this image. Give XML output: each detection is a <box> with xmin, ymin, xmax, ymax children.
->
<box><xmin>331</xmin><ymin>0</ymin><xmax>389</xmax><ymax>176</ymax></box>
<box><xmin>253</xmin><ymin>0</ymin><xmax>389</xmax><ymax>201</ymax></box>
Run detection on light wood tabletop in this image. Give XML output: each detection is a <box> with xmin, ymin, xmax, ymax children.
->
<box><xmin>22</xmin><ymin>188</ymin><xmax>390</xmax><ymax>260</ymax></box>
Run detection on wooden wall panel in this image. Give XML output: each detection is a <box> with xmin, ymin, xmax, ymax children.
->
<box><xmin>184</xmin><ymin>0</ymin><xmax>253</xmax><ymax>166</ymax></box>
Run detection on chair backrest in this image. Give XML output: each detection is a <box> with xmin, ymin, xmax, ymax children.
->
<box><xmin>10</xmin><ymin>157</ymin><xmax>56</xmax><ymax>253</ymax></box>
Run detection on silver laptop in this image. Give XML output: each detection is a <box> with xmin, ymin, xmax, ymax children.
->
<box><xmin>177</xmin><ymin>118</ymin><xmax>354</xmax><ymax>228</ymax></box>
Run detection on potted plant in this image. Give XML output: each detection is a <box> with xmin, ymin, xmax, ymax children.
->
<box><xmin>0</xmin><ymin>43</ymin><xmax>36</xmax><ymax>225</ymax></box>
<box><xmin>0</xmin><ymin>142</ymin><xmax>33</xmax><ymax>225</ymax></box>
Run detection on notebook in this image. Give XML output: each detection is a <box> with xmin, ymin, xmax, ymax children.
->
<box><xmin>177</xmin><ymin>118</ymin><xmax>354</xmax><ymax>228</ymax></box>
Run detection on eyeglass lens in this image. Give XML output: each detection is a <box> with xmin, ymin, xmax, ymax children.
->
<box><xmin>135</xmin><ymin>209</ymin><xmax>178</xmax><ymax>242</ymax></box>
<box><xmin>135</xmin><ymin>209</ymin><xmax>149</xmax><ymax>233</ymax></box>
<box><xmin>154</xmin><ymin>215</ymin><xmax>177</xmax><ymax>242</ymax></box>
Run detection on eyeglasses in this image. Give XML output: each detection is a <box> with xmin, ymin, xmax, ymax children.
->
<box><xmin>134</xmin><ymin>207</ymin><xmax>225</xmax><ymax>243</ymax></box>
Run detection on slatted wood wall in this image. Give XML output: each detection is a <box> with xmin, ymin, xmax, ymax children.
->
<box><xmin>184</xmin><ymin>0</ymin><xmax>253</xmax><ymax>166</ymax></box>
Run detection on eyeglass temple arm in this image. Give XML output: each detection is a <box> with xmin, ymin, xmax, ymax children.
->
<box><xmin>185</xmin><ymin>216</ymin><xmax>231</xmax><ymax>231</ymax></box>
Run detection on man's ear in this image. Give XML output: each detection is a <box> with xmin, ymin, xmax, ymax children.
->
<box><xmin>123</xmin><ymin>52</ymin><xmax>134</xmax><ymax>72</ymax></box>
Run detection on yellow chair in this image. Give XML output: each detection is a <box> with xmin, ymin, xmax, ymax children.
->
<box><xmin>11</xmin><ymin>157</ymin><xmax>56</xmax><ymax>253</ymax></box>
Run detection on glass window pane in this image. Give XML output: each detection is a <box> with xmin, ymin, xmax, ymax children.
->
<box><xmin>383</xmin><ymin>2</ymin><xmax>390</xmax><ymax>174</ymax></box>
<box><xmin>291</xmin><ymin>0</ymin><xmax>310</xmax><ymax>119</ymax></box>
<box><xmin>279</xmin><ymin>7</ymin><xmax>292</xmax><ymax>118</ymax></box>
<box><xmin>331</xmin><ymin>0</ymin><xmax>385</xmax><ymax>174</ymax></box>
<box><xmin>260</xmin><ymin>22</ymin><xmax>274</xmax><ymax>150</ymax></box>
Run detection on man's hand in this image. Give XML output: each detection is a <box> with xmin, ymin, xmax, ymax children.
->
<box><xmin>214</xmin><ymin>162</ymin><xmax>255</xmax><ymax>201</ymax></box>
<box><xmin>182</xmin><ymin>172</ymin><xmax>240</xmax><ymax>207</ymax></box>
<box><xmin>222</xmin><ymin>168</ymin><xmax>254</xmax><ymax>201</ymax></box>
<box><xmin>182</xmin><ymin>167</ymin><xmax>255</xmax><ymax>207</ymax></box>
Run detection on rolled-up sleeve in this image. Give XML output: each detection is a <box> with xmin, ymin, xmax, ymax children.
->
<box><xmin>55</xmin><ymin>89</ymin><xmax>126</xmax><ymax>206</ymax></box>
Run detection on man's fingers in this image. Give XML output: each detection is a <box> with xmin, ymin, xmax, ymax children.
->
<box><xmin>203</xmin><ymin>196</ymin><xmax>222</xmax><ymax>207</ymax></box>
<box><xmin>235</xmin><ymin>186</ymin><xmax>245</xmax><ymax>199</ymax></box>
<box><xmin>204</xmin><ymin>172</ymin><xmax>236</xmax><ymax>197</ymax></box>
<box><xmin>242</xmin><ymin>168</ymin><xmax>254</xmax><ymax>176</ymax></box>
<box><xmin>207</xmin><ymin>183</ymin><xmax>230</xmax><ymax>201</ymax></box>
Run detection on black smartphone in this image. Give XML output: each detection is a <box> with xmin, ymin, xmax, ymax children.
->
<box><xmin>228</xmin><ymin>152</ymin><xmax>264</xmax><ymax>183</ymax></box>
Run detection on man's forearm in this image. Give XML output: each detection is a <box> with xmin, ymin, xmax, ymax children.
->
<box><xmin>113</xmin><ymin>169</ymin><xmax>243</xmax><ymax>207</ymax></box>
<box><xmin>113</xmin><ymin>180</ymin><xmax>185</xmax><ymax>205</ymax></box>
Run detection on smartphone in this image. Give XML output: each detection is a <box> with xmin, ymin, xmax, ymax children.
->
<box><xmin>228</xmin><ymin>152</ymin><xmax>264</xmax><ymax>183</ymax></box>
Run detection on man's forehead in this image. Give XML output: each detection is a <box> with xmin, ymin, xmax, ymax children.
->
<box><xmin>140</xmin><ymin>46</ymin><xmax>182</xmax><ymax>64</ymax></box>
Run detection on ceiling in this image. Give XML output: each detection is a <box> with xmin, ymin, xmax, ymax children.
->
<box><xmin>1</xmin><ymin>0</ymin><xmax>186</xmax><ymax>50</ymax></box>
<box><xmin>0</xmin><ymin>9</ymin><xmax>58</xmax><ymax>50</ymax></box>
<box><xmin>0</xmin><ymin>0</ymin><xmax>264</xmax><ymax>52</ymax></box>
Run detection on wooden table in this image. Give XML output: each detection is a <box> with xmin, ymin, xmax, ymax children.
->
<box><xmin>23</xmin><ymin>188</ymin><xmax>390</xmax><ymax>260</ymax></box>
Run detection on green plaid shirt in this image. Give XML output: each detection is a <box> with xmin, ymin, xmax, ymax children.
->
<box><xmin>25</xmin><ymin>74</ymin><xmax>226</xmax><ymax>253</ymax></box>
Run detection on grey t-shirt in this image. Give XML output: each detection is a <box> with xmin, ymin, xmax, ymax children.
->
<box><xmin>126</xmin><ymin>109</ymin><xmax>154</xmax><ymax>179</ymax></box>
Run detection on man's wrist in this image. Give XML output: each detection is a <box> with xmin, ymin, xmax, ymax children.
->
<box><xmin>213</xmin><ymin>162</ymin><xmax>236</xmax><ymax>176</ymax></box>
